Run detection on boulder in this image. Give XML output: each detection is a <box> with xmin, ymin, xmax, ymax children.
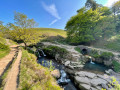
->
<box><xmin>74</xmin><ymin>76</ymin><xmax>90</xmax><ymax>85</ymax></box>
<box><xmin>91</xmin><ymin>78</ymin><xmax>108</xmax><ymax>87</ymax></box>
<box><xmin>51</xmin><ymin>69</ymin><xmax>60</xmax><ymax>78</ymax></box>
<box><xmin>75</xmin><ymin>71</ymin><xmax>96</xmax><ymax>79</ymax></box>
<box><xmin>79</xmin><ymin>84</ymin><xmax>91</xmax><ymax>90</ymax></box>
<box><xmin>64</xmin><ymin>61</ymin><xmax>70</xmax><ymax>66</ymax></box>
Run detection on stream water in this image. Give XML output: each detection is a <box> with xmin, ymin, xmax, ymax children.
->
<box><xmin>83</xmin><ymin>61</ymin><xmax>110</xmax><ymax>74</ymax></box>
<box><xmin>38</xmin><ymin>56</ymin><xmax>78</xmax><ymax>90</ymax></box>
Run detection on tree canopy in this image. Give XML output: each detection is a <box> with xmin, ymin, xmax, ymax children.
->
<box><xmin>9</xmin><ymin>12</ymin><xmax>40</xmax><ymax>49</ymax></box>
<box><xmin>65</xmin><ymin>5</ymin><xmax>115</xmax><ymax>44</ymax></box>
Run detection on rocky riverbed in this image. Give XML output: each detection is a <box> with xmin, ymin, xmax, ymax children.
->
<box><xmin>38</xmin><ymin>42</ymin><xmax>120</xmax><ymax>90</ymax></box>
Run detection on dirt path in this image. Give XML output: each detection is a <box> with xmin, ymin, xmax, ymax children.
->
<box><xmin>0</xmin><ymin>41</ymin><xmax>18</xmax><ymax>77</ymax></box>
<box><xmin>4</xmin><ymin>49</ymin><xmax>22</xmax><ymax>90</ymax></box>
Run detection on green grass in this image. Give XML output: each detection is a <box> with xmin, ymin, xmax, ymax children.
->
<box><xmin>0</xmin><ymin>37</ymin><xmax>10</xmax><ymax>59</ymax></box>
<box><xmin>9</xmin><ymin>39</ymin><xmax>18</xmax><ymax>45</ymax></box>
<box><xmin>112</xmin><ymin>60</ymin><xmax>120</xmax><ymax>72</ymax></box>
<box><xmin>18</xmin><ymin>49</ymin><xmax>62</xmax><ymax>90</ymax></box>
<box><xmin>0</xmin><ymin>37</ymin><xmax>6</xmax><ymax>44</ymax></box>
<box><xmin>74</xmin><ymin>47</ymin><xmax>81</xmax><ymax>53</ymax></box>
<box><xmin>105</xmin><ymin>41</ymin><xmax>120</xmax><ymax>52</ymax></box>
<box><xmin>34</xmin><ymin>28</ymin><xmax>67</xmax><ymax>38</ymax></box>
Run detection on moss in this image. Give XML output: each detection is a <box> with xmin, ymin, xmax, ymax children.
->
<box><xmin>112</xmin><ymin>60</ymin><xmax>120</xmax><ymax>72</ymax></box>
<box><xmin>43</xmin><ymin>45</ymin><xmax>68</xmax><ymax>58</ymax></box>
<box><xmin>18</xmin><ymin>49</ymin><xmax>62</xmax><ymax>90</ymax></box>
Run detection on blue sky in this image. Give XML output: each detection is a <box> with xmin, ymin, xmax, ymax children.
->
<box><xmin>0</xmin><ymin>0</ymin><xmax>117</xmax><ymax>29</ymax></box>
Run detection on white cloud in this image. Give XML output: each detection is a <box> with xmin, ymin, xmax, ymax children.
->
<box><xmin>49</xmin><ymin>19</ymin><xmax>58</xmax><ymax>26</ymax></box>
<box><xmin>105</xmin><ymin>0</ymin><xmax>120</xmax><ymax>7</ymax></box>
<box><xmin>41</xmin><ymin>2</ymin><xmax>61</xmax><ymax>25</ymax></box>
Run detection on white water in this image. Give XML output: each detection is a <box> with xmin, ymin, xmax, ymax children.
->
<box><xmin>58</xmin><ymin>70</ymin><xmax>70</xmax><ymax>84</ymax></box>
<box><xmin>90</xmin><ymin>59</ymin><xmax>95</xmax><ymax>64</ymax></box>
<box><xmin>38</xmin><ymin>52</ymin><xmax>41</xmax><ymax>57</ymax></box>
<box><xmin>41</xmin><ymin>50</ymin><xmax>46</xmax><ymax>56</ymax></box>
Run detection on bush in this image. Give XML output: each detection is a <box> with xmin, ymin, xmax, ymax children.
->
<box><xmin>100</xmin><ymin>52</ymin><xmax>114</xmax><ymax>60</ymax></box>
<box><xmin>0</xmin><ymin>43</ymin><xmax>10</xmax><ymax>58</ymax></box>
<box><xmin>43</xmin><ymin>45</ymin><xmax>68</xmax><ymax>58</ymax></box>
<box><xmin>0</xmin><ymin>43</ymin><xmax>9</xmax><ymax>50</ymax></box>
<box><xmin>112</xmin><ymin>60</ymin><xmax>120</xmax><ymax>72</ymax></box>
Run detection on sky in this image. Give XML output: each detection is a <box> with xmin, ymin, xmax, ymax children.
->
<box><xmin>0</xmin><ymin>0</ymin><xmax>119</xmax><ymax>29</ymax></box>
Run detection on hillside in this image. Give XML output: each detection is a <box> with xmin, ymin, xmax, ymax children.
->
<box><xmin>34</xmin><ymin>28</ymin><xmax>67</xmax><ymax>37</ymax></box>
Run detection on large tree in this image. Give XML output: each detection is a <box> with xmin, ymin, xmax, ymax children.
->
<box><xmin>14</xmin><ymin>12</ymin><xmax>38</xmax><ymax>28</ymax></box>
<box><xmin>65</xmin><ymin>7</ymin><xmax>112</xmax><ymax>44</ymax></box>
<box><xmin>10</xmin><ymin>12</ymin><xmax>40</xmax><ymax>49</ymax></box>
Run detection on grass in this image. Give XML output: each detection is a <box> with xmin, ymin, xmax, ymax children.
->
<box><xmin>74</xmin><ymin>47</ymin><xmax>81</xmax><ymax>53</ymax></box>
<box><xmin>112</xmin><ymin>60</ymin><xmax>120</xmax><ymax>72</ymax></box>
<box><xmin>0</xmin><ymin>37</ymin><xmax>6</xmax><ymax>44</ymax></box>
<box><xmin>0</xmin><ymin>37</ymin><xmax>10</xmax><ymax>59</ymax></box>
<box><xmin>34</xmin><ymin>28</ymin><xmax>67</xmax><ymax>38</ymax></box>
<box><xmin>9</xmin><ymin>40</ymin><xmax>18</xmax><ymax>45</ymax></box>
<box><xmin>105</xmin><ymin>41</ymin><xmax>120</xmax><ymax>52</ymax></box>
<box><xmin>18</xmin><ymin>48</ymin><xmax>62</xmax><ymax>90</ymax></box>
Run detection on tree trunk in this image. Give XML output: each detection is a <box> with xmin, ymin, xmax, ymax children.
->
<box><xmin>24</xmin><ymin>42</ymin><xmax>27</xmax><ymax>50</ymax></box>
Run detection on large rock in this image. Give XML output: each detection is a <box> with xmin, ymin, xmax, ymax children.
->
<box><xmin>75</xmin><ymin>71</ymin><xmax>96</xmax><ymax>79</ymax></box>
<box><xmin>90</xmin><ymin>78</ymin><xmax>107</xmax><ymax>86</ymax></box>
<box><xmin>51</xmin><ymin>69</ymin><xmax>60</xmax><ymax>78</ymax></box>
<box><xmin>79</xmin><ymin>84</ymin><xmax>91</xmax><ymax>90</ymax></box>
<box><xmin>74</xmin><ymin>76</ymin><xmax>90</xmax><ymax>85</ymax></box>
<box><xmin>73</xmin><ymin>71</ymin><xmax>112</xmax><ymax>90</ymax></box>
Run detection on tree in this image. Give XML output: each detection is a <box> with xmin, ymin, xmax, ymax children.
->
<box><xmin>112</xmin><ymin>0</ymin><xmax>120</xmax><ymax>15</ymax></box>
<box><xmin>10</xmin><ymin>27</ymin><xmax>40</xmax><ymax>49</ymax></box>
<box><xmin>65</xmin><ymin>8</ymin><xmax>102</xmax><ymax>44</ymax></box>
<box><xmin>65</xmin><ymin>6</ymin><xmax>112</xmax><ymax>44</ymax></box>
<box><xmin>10</xmin><ymin>12</ymin><xmax>40</xmax><ymax>49</ymax></box>
<box><xmin>14</xmin><ymin>12</ymin><xmax>38</xmax><ymax>28</ymax></box>
<box><xmin>85</xmin><ymin>0</ymin><xmax>99</xmax><ymax>10</ymax></box>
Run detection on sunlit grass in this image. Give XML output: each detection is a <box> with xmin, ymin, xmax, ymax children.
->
<box><xmin>18</xmin><ymin>48</ymin><xmax>62</xmax><ymax>90</ymax></box>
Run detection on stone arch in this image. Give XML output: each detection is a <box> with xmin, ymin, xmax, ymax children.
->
<box><xmin>81</xmin><ymin>48</ymin><xmax>88</xmax><ymax>55</ymax></box>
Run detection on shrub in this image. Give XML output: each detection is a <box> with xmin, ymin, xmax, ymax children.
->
<box><xmin>43</xmin><ymin>45</ymin><xmax>68</xmax><ymax>58</ymax></box>
<box><xmin>0</xmin><ymin>43</ymin><xmax>10</xmax><ymax>58</ymax></box>
<box><xmin>112</xmin><ymin>60</ymin><xmax>120</xmax><ymax>72</ymax></box>
<box><xmin>0</xmin><ymin>43</ymin><xmax>9</xmax><ymax>50</ymax></box>
<box><xmin>100</xmin><ymin>52</ymin><xmax>114</xmax><ymax>60</ymax></box>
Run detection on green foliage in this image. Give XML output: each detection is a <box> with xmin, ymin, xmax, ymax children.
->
<box><xmin>14</xmin><ymin>12</ymin><xmax>38</xmax><ymax>28</ymax></box>
<box><xmin>112</xmin><ymin>0</ymin><xmax>120</xmax><ymax>15</ymax></box>
<box><xmin>110</xmin><ymin>77</ymin><xmax>120</xmax><ymax>90</ymax></box>
<box><xmin>19</xmin><ymin>49</ymin><xmax>62</xmax><ymax>90</ymax></box>
<box><xmin>74</xmin><ymin>47</ymin><xmax>81</xmax><ymax>53</ymax></box>
<box><xmin>89</xmin><ymin>49</ymin><xmax>100</xmax><ymax>58</ymax></box>
<box><xmin>100</xmin><ymin>52</ymin><xmax>114</xmax><ymax>60</ymax></box>
<box><xmin>66</xmin><ymin>6</ymin><xmax>112</xmax><ymax>44</ymax></box>
<box><xmin>43</xmin><ymin>45</ymin><xmax>68</xmax><ymax>58</ymax></box>
<box><xmin>42</xmin><ymin>60</ymin><xmax>55</xmax><ymax>71</ymax></box>
<box><xmin>112</xmin><ymin>60</ymin><xmax>120</xmax><ymax>72</ymax></box>
<box><xmin>85</xmin><ymin>0</ymin><xmax>99</xmax><ymax>10</ymax></box>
